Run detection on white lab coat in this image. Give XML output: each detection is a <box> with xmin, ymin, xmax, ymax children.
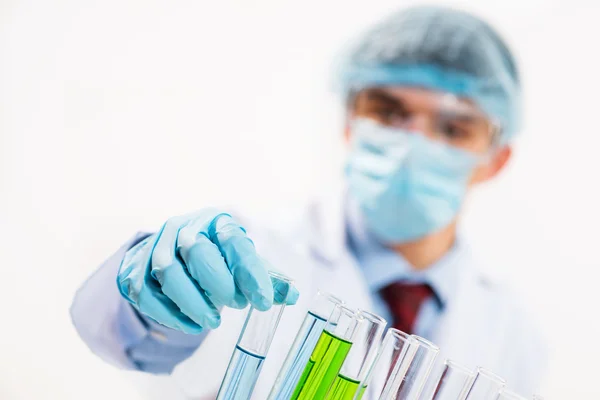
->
<box><xmin>71</xmin><ymin>187</ymin><xmax>547</xmax><ymax>399</ymax></box>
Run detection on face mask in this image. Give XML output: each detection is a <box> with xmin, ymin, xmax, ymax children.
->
<box><xmin>346</xmin><ymin>118</ymin><xmax>481</xmax><ymax>243</ymax></box>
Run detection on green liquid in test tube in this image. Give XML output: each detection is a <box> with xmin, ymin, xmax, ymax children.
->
<box><xmin>326</xmin><ymin>374</ymin><xmax>366</xmax><ymax>400</ymax></box>
<box><xmin>291</xmin><ymin>305</ymin><xmax>360</xmax><ymax>400</ymax></box>
<box><xmin>268</xmin><ymin>291</ymin><xmax>345</xmax><ymax>400</ymax></box>
<box><xmin>292</xmin><ymin>331</ymin><xmax>353</xmax><ymax>399</ymax></box>
<box><xmin>325</xmin><ymin>310</ymin><xmax>387</xmax><ymax>400</ymax></box>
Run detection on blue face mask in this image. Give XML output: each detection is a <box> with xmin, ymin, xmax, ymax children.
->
<box><xmin>346</xmin><ymin>118</ymin><xmax>481</xmax><ymax>243</ymax></box>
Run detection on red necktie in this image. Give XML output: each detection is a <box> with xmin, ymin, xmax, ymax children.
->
<box><xmin>379</xmin><ymin>282</ymin><xmax>435</xmax><ymax>334</ymax></box>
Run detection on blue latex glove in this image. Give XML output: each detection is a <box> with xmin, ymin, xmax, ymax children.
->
<box><xmin>117</xmin><ymin>209</ymin><xmax>299</xmax><ymax>334</ymax></box>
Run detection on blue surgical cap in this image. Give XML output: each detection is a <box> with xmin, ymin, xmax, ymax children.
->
<box><xmin>337</xmin><ymin>6</ymin><xmax>521</xmax><ymax>141</ymax></box>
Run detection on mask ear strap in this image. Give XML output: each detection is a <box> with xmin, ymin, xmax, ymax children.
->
<box><xmin>345</xmin><ymin>88</ymin><xmax>360</xmax><ymax>113</ymax></box>
<box><xmin>482</xmin><ymin>118</ymin><xmax>505</xmax><ymax>162</ymax></box>
<box><xmin>481</xmin><ymin>133</ymin><xmax>505</xmax><ymax>165</ymax></box>
<box><xmin>489</xmin><ymin>117</ymin><xmax>503</xmax><ymax>144</ymax></box>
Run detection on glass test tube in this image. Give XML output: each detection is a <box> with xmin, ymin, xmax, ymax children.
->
<box><xmin>291</xmin><ymin>304</ymin><xmax>362</xmax><ymax>400</ymax></box>
<box><xmin>216</xmin><ymin>271</ymin><xmax>293</xmax><ymax>400</ymax></box>
<box><xmin>379</xmin><ymin>335</ymin><xmax>440</xmax><ymax>400</ymax></box>
<box><xmin>325</xmin><ymin>310</ymin><xmax>387</xmax><ymax>400</ymax></box>
<box><xmin>425</xmin><ymin>359</ymin><xmax>475</xmax><ymax>400</ymax></box>
<box><xmin>353</xmin><ymin>328</ymin><xmax>414</xmax><ymax>400</ymax></box>
<box><xmin>497</xmin><ymin>390</ymin><xmax>528</xmax><ymax>400</ymax></box>
<box><xmin>268</xmin><ymin>291</ymin><xmax>345</xmax><ymax>400</ymax></box>
<box><xmin>463</xmin><ymin>368</ymin><xmax>506</xmax><ymax>400</ymax></box>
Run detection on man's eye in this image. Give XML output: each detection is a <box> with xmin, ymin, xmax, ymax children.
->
<box><xmin>372</xmin><ymin>107</ymin><xmax>406</xmax><ymax>121</ymax></box>
<box><xmin>377</xmin><ymin>108</ymin><xmax>396</xmax><ymax>119</ymax></box>
<box><xmin>441</xmin><ymin>124</ymin><xmax>469</xmax><ymax>139</ymax></box>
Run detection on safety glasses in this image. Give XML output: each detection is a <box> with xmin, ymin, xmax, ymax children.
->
<box><xmin>350</xmin><ymin>87</ymin><xmax>502</xmax><ymax>154</ymax></box>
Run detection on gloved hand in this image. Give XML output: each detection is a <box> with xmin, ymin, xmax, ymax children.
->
<box><xmin>117</xmin><ymin>208</ymin><xmax>299</xmax><ymax>334</ymax></box>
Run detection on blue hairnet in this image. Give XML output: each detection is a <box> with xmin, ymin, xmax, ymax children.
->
<box><xmin>337</xmin><ymin>6</ymin><xmax>521</xmax><ymax>141</ymax></box>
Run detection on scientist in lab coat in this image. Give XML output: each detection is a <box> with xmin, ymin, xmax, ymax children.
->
<box><xmin>71</xmin><ymin>5</ymin><xmax>547</xmax><ymax>399</ymax></box>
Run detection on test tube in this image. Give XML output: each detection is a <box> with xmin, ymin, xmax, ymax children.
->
<box><xmin>532</xmin><ymin>395</ymin><xmax>545</xmax><ymax>400</ymax></box>
<box><xmin>463</xmin><ymin>368</ymin><xmax>506</xmax><ymax>400</ymax></box>
<box><xmin>324</xmin><ymin>310</ymin><xmax>387</xmax><ymax>400</ymax></box>
<box><xmin>379</xmin><ymin>335</ymin><xmax>440</xmax><ymax>400</ymax></box>
<box><xmin>353</xmin><ymin>328</ymin><xmax>414</xmax><ymax>400</ymax></box>
<box><xmin>268</xmin><ymin>291</ymin><xmax>345</xmax><ymax>400</ymax></box>
<box><xmin>425</xmin><ymin>360</ymin><xmax>475</xmax><ymax>400</ymax></box>
<box><xmin>216</xmin><ymin>271</ymin><xmax>293</xmax><ymax>400</ymax></box>
<box><xmin>497</xmin><ymin>390</ymin><xmax>528</xmax><ymax>400</ymax></box>
<box><xmin>291</xmin><ymin>304</ymin><xmax>362</xmax><ymax>400</ymax></box>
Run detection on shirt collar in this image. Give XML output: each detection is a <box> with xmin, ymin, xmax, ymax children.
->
<box><xmin>345</xmin><ymin>198</ymin><xmax>466</xmax><ymax>308</ymax></box>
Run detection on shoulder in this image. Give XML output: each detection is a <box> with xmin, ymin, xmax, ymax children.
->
<box><xmin>225</xmin><ymin>179</ymin><xmax>346</xmax><ymax>244</ymax></box>
<box><xmin>227</xmin><ymin>195</ymin><xmax>341</xmax><ymax>242</ymax></box>
<box><xmin>457</xmin><ymin>247</ymin><xmax>545</xmax><ymax>336</ymax></box>
<box><xmin>224</xmin><ymin>202</ymin><xmax>320</xmax><ymax>263</ymax></box>
<box><xmin>228</xmin><ymin>203</ymin><xmax>313</xmax><ymax>239</ymax></box>
<box><xmin>458</xmin><ymin>268</ymin><xmax>549</xmax><ymax>391</ymax></box>
<box><xmin>469</xmin><ymin>269</ymin><xmax>545</xmax><ymax>338</ymax></box>
<box><xmin>455</xmin><ymin>245</ymin><xmax>547</xmax><ymax>347</ymax></box>
<box><xmin>473</xmin><ymin>272</ymin><xmax>548</xmax><ymax>366</ymax></box>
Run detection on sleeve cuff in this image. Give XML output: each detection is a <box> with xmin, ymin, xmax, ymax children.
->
<box><xmin>115</xmin><ymin>231</ymin><xmax>208</xmax><ymax>372</ymax></box>
<box><xmin>136</xmin><ymin>309</ymin><xmax>209</xmax><ymax>347</ymax></box>
<box><xmin>117</xmin><ymin>299</ymin><xmax>151</xmax><ymax>348</ymax></box>
<box><xmin>119</xmin><ymin>298</ymin><xmax>208</xmax><ymax>348</ymax></box>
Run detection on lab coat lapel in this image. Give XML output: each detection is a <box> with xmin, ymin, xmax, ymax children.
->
<box><xmin>303</xmin><ymin>179</ymin><xmax>348</xmax><ymax>265</ymax></box>
<box><xmin>430</xmin><ymin>251</ymin><xmax>501</xmax><ymax>371</ymax></box>
<box><xmin>303</xmin><ymin>182</ymin><xmax>375</xmax><ymax>312</ymax></box>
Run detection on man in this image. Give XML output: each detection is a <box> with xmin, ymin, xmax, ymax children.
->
<box><xmin>71</xmin><ymin>5</ymin><xmax>546</xmax><ymax>399</ymax></box>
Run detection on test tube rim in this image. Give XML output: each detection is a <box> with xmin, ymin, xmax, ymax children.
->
<box><xmin>359</xmin><ymin>328</ymin><xmax>412</xmax><ymax>387</ymax></box>
<box><xmin>267</xmin><ymin>270</ymin><xmax>294</xmax><ymax>284</ymax></box>
<box><xmin>443</xmin><ymin>359</ymin><xmax>475</xmax><ymax>377</ymax></box>
<box><xmin>336</xmin><ymin>304</ymin><xmax>358</xmax><ymax>319</ymax></box>
<box><xmin>473</xmin><ymin>366</ymin><xmax>506</xmax><ymax>386</ymax></box>
<box><xmin>356</xmin><ymin>309</ymin><xmax>387</xmax><ymax>326</ymax></box>
<box><xmin>267</xmin><ymin>270</ymin><xmax>294</xmax><ymax>303</ymax></box>
<box><xmin>328</xmin><ymin>305</ymin><xmax>360</xmax><ymax>341</ymax></box>
<box><xmin>497</xmin><ymin>389</ymin><xmax>528</xmax><ymax>400</ymax></box>
<box><xmin>316</xmin><ymin>290</ymin><xmax>345</xmax><ymax>306</ymax></box>
<box><xmin>386</xmin><ymin>328</ymin><xmax>412</xmax><ymax>342</ymax></box>
<box><xmin>410</xmin><ymin>334</ymin><xmax>440</xmax><ymax>352</ymax></box>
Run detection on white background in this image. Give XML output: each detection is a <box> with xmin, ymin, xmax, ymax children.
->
<box><xmin>1</xmin><ymin>0</ymin><xmax>599</xmax><ymax>398</ymax></box>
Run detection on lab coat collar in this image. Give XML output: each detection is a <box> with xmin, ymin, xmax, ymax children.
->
<box><xmin>306</xmin><ymin>180</ymin><xmax>469</xmax><ymax>308</ymax></box>
<box><xmin>345</xmin><ymin>195</ymin><xmax>466</xmax><ymax>308</ymax></box>
<box><xmin>304</xmin><ymin>177</ymin><xmax>350</xmax><ymax>265</ymax></box>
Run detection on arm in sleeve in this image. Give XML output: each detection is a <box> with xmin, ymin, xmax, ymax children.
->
<box><xmin>70</xmin><ymin>232</ymin><xmax>207</xmax><ymax>374</ymax></box>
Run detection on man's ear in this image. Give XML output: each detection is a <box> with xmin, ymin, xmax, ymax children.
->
<box><xmin>344</xmin><ymin>122</ymin><xmax>351</xmax><ymax>142</ymax></box>
<box><xmin>471</xmin><ymin>145</ymin><xmax>512</xmax><ymax>184</ymax></box>
<box><xmin>344</xmin><ymin>112</ymin><xmax>355</xmax><ymax>143</ymax></box>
